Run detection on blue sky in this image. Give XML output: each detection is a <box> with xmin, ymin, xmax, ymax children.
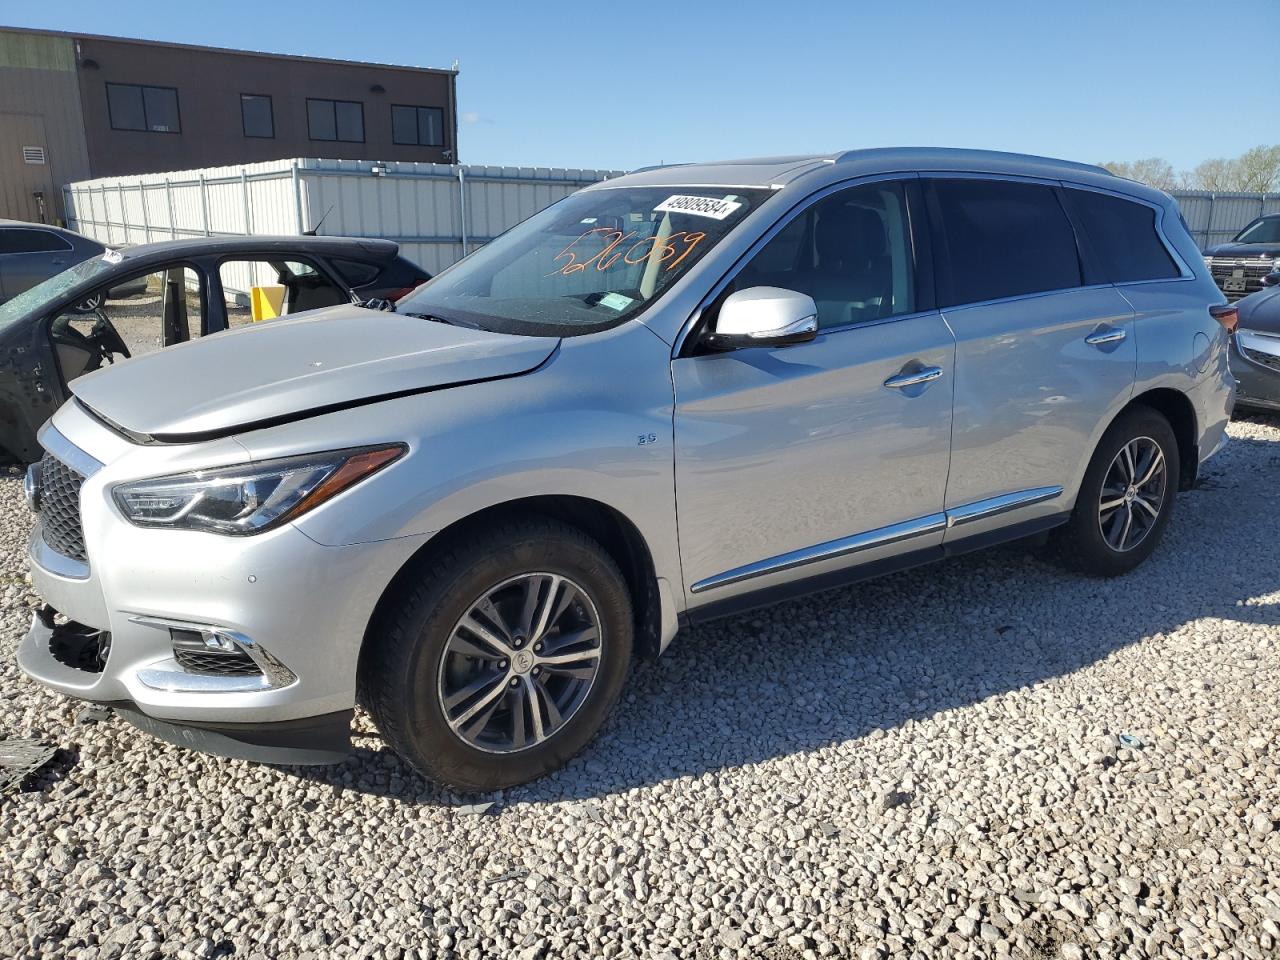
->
<box><xmin>3</xmin><ymin>1</ymin><xmax>1249</xmax><ymax>173</ymax></box>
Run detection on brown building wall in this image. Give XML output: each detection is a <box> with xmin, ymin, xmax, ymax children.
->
<box><xmin>0</xmin><ymin>30</ymin><xmax>91</xmax><ymax>221</ymax></box>
<box><xmin>71</xmin><ymin>35</ymin><xmax>457</xmax><ymax>178</ymax></box>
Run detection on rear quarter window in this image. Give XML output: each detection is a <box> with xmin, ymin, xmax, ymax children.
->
<box><xmin>929</xmin><ymin>179</ymin><xmax>1083</xmax><ymax>307</ymax></box>
<box><xmin>330</xmin><ymin>258</ymin><xmax>381</xmax><ymax>287</ymax></box>
<box><xmin>1062</xmin><ymin>189</ymin><xmax>1181</xmax><ymax>283</ymax></box>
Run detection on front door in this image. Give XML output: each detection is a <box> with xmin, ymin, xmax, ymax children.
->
<box><xmin>673</xmin><ymin>179</ymin><xmax>956</xmax><ymax>614</ymax></box>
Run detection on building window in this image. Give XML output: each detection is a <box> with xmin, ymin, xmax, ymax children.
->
<box><xmin>240</xmin><ymin>94</ymin><xmax>274</xmax><ymax>138</ymax></box>
<box><xmin>391</xmin><ymin>105</ymin><xmax>445</xmax><ymax>146</ymax></box>
<box><xmin>307</xmin><ymin>98</ymin><xmax>364</xmax><ymax>142</ymax></box>
<box><xmin>106</xmin><ymin>83</ymin><xmax>181</xmax><ymax>133</ymax></box>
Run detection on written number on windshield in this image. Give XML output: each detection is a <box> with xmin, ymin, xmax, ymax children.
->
<box><xmin>547</xmin><ymin>227</ymin><xmax>707</xmax><ymax>278</ymax></box>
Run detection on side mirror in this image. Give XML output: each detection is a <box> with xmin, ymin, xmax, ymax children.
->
<box><xmin>702</xmin><ymin>286</ymin><xmax>818</xmax><ymax>351</ymax></box>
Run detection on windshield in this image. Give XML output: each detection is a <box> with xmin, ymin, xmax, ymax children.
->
<box><xmin>1234</xmin><ymin>218</ymin><xmax>1280</xmax><ymax>244</ymax></box>
<box><xmin>0</xmin><ymin>256</ymin><xmax>115</xmax><ymax>333</ymax></box>
<box><xmin>396</xmin><ymin>186</ymin><xmax>769</xmax><ymax>336</ymax></box>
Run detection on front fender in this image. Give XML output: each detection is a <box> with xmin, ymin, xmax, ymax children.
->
<box><xmin>236</xmin><ymin>321</ymin><xmax>683</xmax><ymax>592</ymax></box>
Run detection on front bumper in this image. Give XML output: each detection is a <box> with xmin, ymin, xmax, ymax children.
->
<box><xmin>20</xmin><ymin>607</ymin><xmax>353</xmax><ymax>764</ymax></box>
<box><xmin>20</xmin><ymin>415</ymin><xmax>429</xmax><ymax>764</ymax></box>
<box><xmin>1230</xmin><ymin>331</ymin><xmax>1280</xmax><ymax>411</ymax></box>
<box><xmin>24</xmin><ymin>515</ymin><xmax>421</xmax><ymax>726</ymax></box>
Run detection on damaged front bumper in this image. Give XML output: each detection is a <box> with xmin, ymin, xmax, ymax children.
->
<box><xmin>19</xmin><ymin>605</ymin><xmax>352</xmax><ymax>765</ymax></box>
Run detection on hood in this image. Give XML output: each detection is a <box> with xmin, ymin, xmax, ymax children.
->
<box><xmin>71</xmin><ymin>305</ymin><xmax>558</xmax><ymax>439</ymax></box>
<box><xmin>1204</xmin><ymin>241</ymin><xmax>1280</xmax><ymax>258</ymax></box>
<box><xmin>1237</xmin><ymin>285</ymin><xmax>1280</xmax><ymax>331</ymax></box>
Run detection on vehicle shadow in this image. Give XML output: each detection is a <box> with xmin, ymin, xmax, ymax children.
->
<box><xmin>285</xmin><ymin>434</ymin><xmax>1280</xmax><ymax>805</ymax></box>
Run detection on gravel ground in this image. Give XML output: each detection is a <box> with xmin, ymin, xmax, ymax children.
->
<box><xmin>2</xmin><ymin>415</ymin><xmax>1279</xmax><ymax>960</ymax></box>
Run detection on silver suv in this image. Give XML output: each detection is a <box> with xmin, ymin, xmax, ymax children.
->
<box><xmin>20</xmin><ymin>149</ymin><xmax>1235</xmax><ymax>791</ymax></box>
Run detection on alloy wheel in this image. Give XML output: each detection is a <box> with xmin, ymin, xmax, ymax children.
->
<box><xmin>1098</xmin><ymin>436</ymin><xmax>1167</xmax><ymax>553</ymax></box>
<box><xmin>437</xmin><ymin>572</ymin><xmax>602</xmax><ymax>754</ymax></box>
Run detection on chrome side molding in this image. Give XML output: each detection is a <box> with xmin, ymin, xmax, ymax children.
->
<box><xmin>691</xmin><ymin>485</ymin><xmax>1065</xmax><ymax>593</ymax></box>
<box><xmin>690</xmin><ymin>513</ymin><xmax>947</xmax><ymax>594</ymax></box>
<box><xmin>945</xmin><ymin>486</ymin><xmax>1063</xmax><ymax>528</ymax></box>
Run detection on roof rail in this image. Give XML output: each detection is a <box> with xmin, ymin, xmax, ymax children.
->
<box><xmin>627</xmin><ymin>162</ymin><xmax>693</xmax><ymax>175</ymax></box>
<box><xmin>831</xmin><ymin>147</ymin><xmax>1114</xmax><ymax>178</ymax></box>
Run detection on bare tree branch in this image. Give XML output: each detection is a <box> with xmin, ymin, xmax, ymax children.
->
<box><xmin>1100</xmin><ymin>145</ymin><xmax>1280</xmax><ymax>192</ymax></box>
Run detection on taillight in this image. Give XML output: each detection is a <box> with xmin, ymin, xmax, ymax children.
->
<box><xmin>387</xmin><ymin>279</ymin><xmax>428</xmax><ymax>301</ymax></box>
<box><xmin>1210</xmin><ymin>304</ymin><xmax>1239</xmax><ymax>333</ymax></box>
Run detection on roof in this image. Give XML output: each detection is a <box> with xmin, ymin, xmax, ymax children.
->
<box><xmin>0</xmin><ymin>219</ymin><xmax>80</xmax><ymax>232</ymax></box>
<box><xmin>0</xmin><ymin>24</ymin><xmax>456</xmax><ymax>76</ymax></box>
<box><xmin>592</xmin><ymin>147</ymin><xmax>1126</xmax><ymax>195</ymax></box>
<box><xmin>109</xmin><ymin>235</ymin><xmax>399</xmax><ymax>261</ymax></box>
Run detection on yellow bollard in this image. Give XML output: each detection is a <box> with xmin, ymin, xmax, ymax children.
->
<box><xmin>250</xmin><ymin>285</ymin><xmax>286</xmax><ymax>322</ymax></box>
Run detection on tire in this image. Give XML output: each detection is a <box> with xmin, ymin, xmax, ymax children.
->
<box><xmin>1049</xmin><ymin>406</ymin><xmax>1180</xmax><ymax>577</ymax></box>
<box><xmin>362</xmin><ymin>518</ymin><xmax>633</xmax><ymax>792</ymax></box>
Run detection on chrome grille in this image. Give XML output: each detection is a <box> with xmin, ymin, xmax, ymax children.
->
<box><xmin>1206</xmin><ymin>257</ymin><xmax>1274</xmax><ymax>301</ymax></box>
<box><xmin>1241</xmin><ymin>343</ymin><xmax>1280</xmax><ymax>372</ymax></box>
<box><xmin>173</xmin><ymin>648</ymin><xmax>262</xmax><ymax>676</ymax></box>
<box><xmin>37</xmin><ymin>454</ymin><xmax>88</xmax><ymax>563</ymax></box>
<box><xmin>170</xmin><ymin>628</ymin><xmax>263</xmax><ymax>677</ymax></box>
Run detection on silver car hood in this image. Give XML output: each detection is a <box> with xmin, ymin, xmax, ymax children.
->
<box><xmin>70</xmin><ymin>305</ymin><xmax>558</xmax><ymax>439</ymax></box>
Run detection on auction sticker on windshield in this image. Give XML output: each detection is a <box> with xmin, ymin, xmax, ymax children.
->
<box><xmin>654</xmin><ymin>195</ymin><xmax>743</xmax><ymax>220</ymax></box>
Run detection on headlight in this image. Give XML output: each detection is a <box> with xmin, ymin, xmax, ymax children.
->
<box><xmin>113</xmin><ymin>444</ymin><xmax>404</xmax><ymax>534</ymax></box>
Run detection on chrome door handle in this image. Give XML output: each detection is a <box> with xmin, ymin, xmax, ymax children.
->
<box><xmin>884</xmin><ymin>366</ymin><xmax>944</xmax><ymax>389</ymax></box>
<box><xmin>1085</xmin><ymin>328</ymin><xmax>1127</xmax><ymax>346</ymax></box>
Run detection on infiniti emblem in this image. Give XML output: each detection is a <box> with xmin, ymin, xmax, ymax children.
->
<box><xmin>23</xmin><ymin>464</ymin><xmax>41</xmax><ymax>513</ymax></box>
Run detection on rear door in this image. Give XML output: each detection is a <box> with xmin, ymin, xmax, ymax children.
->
<box><xmin>925</xmin><ymin>177</ymin><xmax>1136</xmax><ymax>543</ymax></box>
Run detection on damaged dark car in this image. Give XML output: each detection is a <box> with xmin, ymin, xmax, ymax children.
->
<box><xmin>0</xmin><ymin>235</ymin><xmax>429</xmax><ymax>463</ymax></box>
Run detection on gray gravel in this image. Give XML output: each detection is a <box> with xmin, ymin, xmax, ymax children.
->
<box><xmin>2</xmin><ymin>415</ymin><xmax>1279</xmax><ymax>960</ymax></box>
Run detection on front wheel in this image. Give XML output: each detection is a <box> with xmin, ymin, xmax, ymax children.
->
<box><xmin>362</xmin><ymin>519</ymin><xmax>633</xmax><ymax>791</ymax></box>
<box><xmin>1049</xmin><ymin>407</ymin><xmax>1180</xmax><ymax>577</ymax></box>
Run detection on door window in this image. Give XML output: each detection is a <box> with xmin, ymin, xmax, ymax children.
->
<box><xmin>218</xmin><ymin>258</ymin><xmax>348</xmax><ymax>327</ymax></box>
<box><xmin>733</xmin><ymin>181</ymin><xmax>916</xmax><ymax>329</ymax></box>
<box><xmin>0</xmin><ymin>229</ymin><xmax>73</xmax><ymax>254</ymax></box>
<box><xmin>49</xmin><ymin>266</ymin><xmax>204</xmax><ymax>384</ymax></box>
<box><xmin>930</xmin><ymin>179</ymin><xmax>1082</xmax><ymax>306</ymax></box>
<box><xmin>1061</xmin><ymin>189</ymin><xmax>1180</xmax><ymax>283</ymax></box>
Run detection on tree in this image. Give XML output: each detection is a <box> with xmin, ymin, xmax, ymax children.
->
<box><xmin>1189</xmin><ymin>157</ymin><xmax>1237</xmax><ymax>192</ymax></box>
<box><xmin>1099</xmin><ymin>158</ymin><xmax>1179</xmax><ymax>191</ymax></box>
<box><xmin>1232</xmin><ymin>145</ymin><xmax>1280</xmax><ymax>193</ymax></box>
<box><xmin>1100</xmin><ymin>145</ymin><xmax>1280</xmax><ymax>192</ymax></box>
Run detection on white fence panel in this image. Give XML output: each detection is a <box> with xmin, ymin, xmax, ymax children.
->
<box><xmin>1170</xmin><ymin>190</ymin><xmax>1280</xmax><ymax>249</ymax></box>
<box><xmin>64</xmin><ymin>158</ymin><xmax>621</xmax><ymax>277</ymax></box>
<box><xmin>73</xmin><ymin>163</ymin><xmax>1280</xmax><ymax>269</ymax></box>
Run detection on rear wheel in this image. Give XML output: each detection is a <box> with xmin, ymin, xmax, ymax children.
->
<box><xmin>1050</xmin><ymin>407</ymin><xmax>1179</xmax><ymax>577</ymax></box>
<box><xmin>362</xmin><ymin>519</ymin><xmax>633</xmax><ymax>791</ymax></box>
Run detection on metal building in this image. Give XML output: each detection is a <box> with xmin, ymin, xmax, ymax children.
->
<box><xmin>0</xmin><ymin>25</ymin><xmax>459</xmax><ymax>223</ymax></box>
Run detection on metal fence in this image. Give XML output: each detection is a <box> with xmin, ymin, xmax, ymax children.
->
<box><xmin>63</xmin><ymin>163</ymin><xmax>1280</xmax><ymax>266</ymax></box>
<box><xmin>1169</xmin><ymin>190</ymin><xmax>1280</xmax><ymax>250</ymax></box>
<box><xmin>63</xmin><ymin>158</ymin><xmax>624</xmax><ymax>275</ymax></box>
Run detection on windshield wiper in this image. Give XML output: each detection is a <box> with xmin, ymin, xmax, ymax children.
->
<box><xmin>400</xmin><ymin>311</ymin><xmax>481</xmax><ymax>330</ymax></box>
